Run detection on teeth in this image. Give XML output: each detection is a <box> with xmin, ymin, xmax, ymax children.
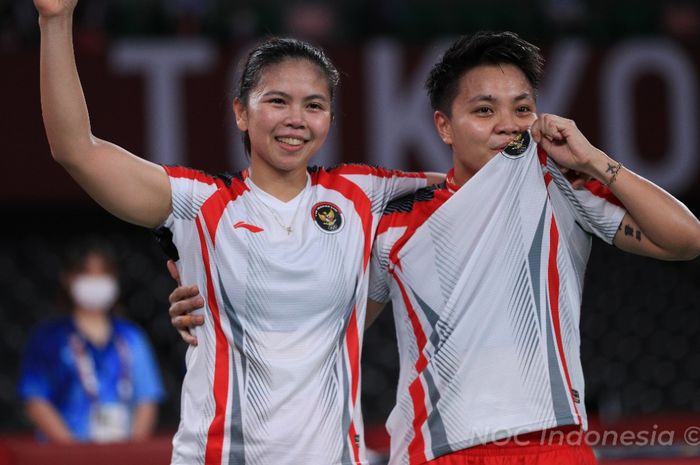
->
<box><xmin>277</xmin><ymin>137</ymin><xmax>304</xmax><ymax>146</ymax></box>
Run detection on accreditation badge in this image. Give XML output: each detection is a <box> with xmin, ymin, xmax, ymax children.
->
<box><xmin>89</xmin><ymin>403</ymin><xmax>130</xmax><ymax>442</ymax></box>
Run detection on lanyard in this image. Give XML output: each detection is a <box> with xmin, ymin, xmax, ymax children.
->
<box><xmin>69</xmin><ymin>332</ymin><xmax>133</xmax><ymax>403</ymax></box>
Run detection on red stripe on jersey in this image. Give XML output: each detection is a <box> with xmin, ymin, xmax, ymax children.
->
<box><xmin>346</xmin><ymin>306</ymin><xmax>362</xmax><ymax>463</ymax></box>
<box><xmin>537</xmin><ymin>148</ymin><xmax>554</xmax><ymax>186</ymax></box>
<box><xmin>200</xmin><ymin>179</ymin><xmax>250</xmax><ymax>247</ymax></box>
<box><xmin>547</xmin><ymin>216</ymin><xmax>583</xmax><ymax>425</ymax></box>
<box><xmin>544</xmin><ymin>172</ymin><xmax>553</xmax><ymax>187</ymax></box>
<box><xmin>346</xmin><ymin>306</ymin><xmax>361</xmax><ymax>407</ymax></box>
<box><xmin>348</xmin><ymin>423</ymin><xmax>361</xmax><ymax>464</ymax></box>
<box><xmin>195</xmin><ymin>217</ymin><xmax>231</xmax><ymax>465</ymax></box>
<box><xmin>391</xmin><ymin>271</ymin><xmax>428</xmax><ymax>465</ymax></box>
<box><xmin>164</xmin><ymin>165</ymin><xmax>225</xmax><ymax>187</ymax></box>
<box><xmin>583</xmin><ymin>179</ymin><xmax>624</xmax><ymax>208</ymax></box>
<box><xmin>330</xmin><ymin>164</ymin><xmax>426</xmax><ymax>179</ymax></box>
<box><xmin>313</xmin><ymin>170</ymin><xmax>373</xmax><ymax>268</ymax></box>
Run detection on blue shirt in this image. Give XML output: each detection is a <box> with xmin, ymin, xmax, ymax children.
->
<box><xmin>18</xmin><ymin>316</ymin><xmax>165</xmax><ymax>441</ymax></box>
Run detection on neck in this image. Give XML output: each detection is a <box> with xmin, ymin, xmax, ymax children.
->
<box><xmin>74</xmin><ymin>310</ymin><xmax>111</xmax><ymax>347</ymax></box>
<box><xmin>248</xmin><ymin>162</ymin><xmax>308</xmax><ymax>202</ymax></box>
<box><xmin>450</xmin><ymin>164</ymin><xmax>476</xmax><ymax>187</ymax></box>
<box><xmin>451</xmin><ymin>153</ymin><xmax>492</xmax><ymax>187</ymax></box>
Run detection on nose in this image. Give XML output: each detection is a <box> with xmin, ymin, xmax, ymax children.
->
<box><xmin>284</xmin><ymin>104</ymin><xmax>306</xmax><ymax>129</ymax></box>
<box><xmin>495</xmin><ymin>113</ymin><xmax>524</xmax><ymax>135</ymax></box>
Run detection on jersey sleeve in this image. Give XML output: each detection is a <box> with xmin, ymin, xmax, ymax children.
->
<box><xmin>330</xmin><ymin>164</ymin><xmax>429</xmax><ymax>214</ymax></box>
<box><xmin>369</xmin><ymin>252</ymin><xmax>391</xmax><ymax>304</ymax></box>
<box><xmin>158</xmin><ymin>165</ymin><xmax>224</xmax><ymax>260</ymax></box>
<box><xmin>368</xmin><ymin>226</ymin><xmax>392</xmax><ymax>304</ymax></box>
<box><xmin>161</xmin><ymin>166</ymin><xmax>222</xmax><ymax>229</ymax></box>
<box><xmin>544</xmin><ymin>157</ymin><xmax>626</xmax><ymax>244</ymax></box>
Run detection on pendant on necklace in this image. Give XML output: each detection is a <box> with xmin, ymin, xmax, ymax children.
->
<box><xmin>284</xmin><ymin>226</ymin><xmax>292</xmax><ymax>235</ymax></box>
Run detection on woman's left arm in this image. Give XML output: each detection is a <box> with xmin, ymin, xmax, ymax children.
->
<box><xmin>532</xmin><ymin>113</ymin><xmax>700</xmax><ymax>260</ymax></box>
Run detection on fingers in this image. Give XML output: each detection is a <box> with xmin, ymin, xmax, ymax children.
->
<box><xmin>169</xmin><ymin>292</ymin><xmax>204</xmax><ymax>317</ymax></box>
<box><xmin>531</xmin><ymin>114</ymin><xmax>574</xmax><ymax>143</ymax></box>
<box><xmin>168</xmin><ymin>283</ymin><xmax>200</xmax><ymax>305</ymax></box>
<box><xmin>172</xmin><ymin>313</ymin><xmax>204</xmax><ymax>330</ymax></box>
<box><xmin>172</xmin><ymin>313</ymin><xmax>204</xmax><ymax>347</ymax></box>
<box><xmin>177</xmin><ymin>328</ymin><xmax>199</xmax><ymax>346</ymax></box>
<box><xmin>166</xmin><ymin>259</ymin><xmax>181</xmax><ymax>285</ymax></box>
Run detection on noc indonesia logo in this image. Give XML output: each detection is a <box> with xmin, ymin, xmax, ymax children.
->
<box><xmin>503</xmin><ymin>131</ymin><xmax>530</xmax><ymax>158</ymax></box>
<box><xmin>312</xmin><ymin>202</ymin><xmax>344</xmax><ymax>233</ymax></box>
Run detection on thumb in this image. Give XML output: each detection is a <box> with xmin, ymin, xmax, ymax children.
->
<box><xmin>167</xmin><ymin>259</ymin><xmax>182</xmax><ymax>286</ymax></box>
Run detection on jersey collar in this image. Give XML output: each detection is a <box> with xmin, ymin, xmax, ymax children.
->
<box><xmin>445</xmin><ymin>168</ymin><xmax>460</xmax><ymax>193</ymax></box>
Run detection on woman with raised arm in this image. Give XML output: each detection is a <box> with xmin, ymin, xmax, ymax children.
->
<box><xmin>34</xmin><ymin>1</ymin><xmax>441</xmax><ymax>463</ymax></box>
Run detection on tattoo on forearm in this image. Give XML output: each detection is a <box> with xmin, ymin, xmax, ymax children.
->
<box><xmin>606</xmin><ymin>163</ymin><xmax>617</xmax><ymax>174</ymax></box>
<box><xmin>621</xmin><ymin>223</ymin><xmax>642</xmax><ymax>242</ymax></box>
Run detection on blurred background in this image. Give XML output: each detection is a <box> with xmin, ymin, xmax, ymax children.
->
<box><xmin>1</xmin><ymin>0</ymin><xmax>699</xmax><ymax>462</ymax></box>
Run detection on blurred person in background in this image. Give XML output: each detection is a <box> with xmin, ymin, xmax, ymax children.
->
<box><xmin>18</xmin><ymin>237</ymin><xmax>165</xmax><ymax>443</ymax></box>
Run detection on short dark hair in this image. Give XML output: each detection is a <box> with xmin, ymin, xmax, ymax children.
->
<box><xmin>425</xmin><ymin>31</ymin><xmax>544</xmax><ymax>115</ymax></box>
<box><xmin>236</xmin><ymin>37</ymin><xmax>340</xmax><ymax>156</ymax></box>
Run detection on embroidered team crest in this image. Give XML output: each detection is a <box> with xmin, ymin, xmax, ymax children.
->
<box><xmin>312</xmin><ymin>202</ymin><xmax>344</xmax><ymax>233</ymax></box>
<box><xmin>503</xmin><ymin>131</ymin><xmax>530</xmax><ymax>158</ymax></box>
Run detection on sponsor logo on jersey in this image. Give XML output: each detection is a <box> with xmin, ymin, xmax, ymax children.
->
<box><xmin>503</xmin><ymin>131</ymin><xmax>530</xmax><ymax>158</ymax></box>
<box><xmin>312</xmin><ymin>202</ymin><xmax>344</xmax><ymax>233</ymax></box>
<box><xmin>234</xmin><ymin>221</ymin><xmax>264</xmax><ymax>233</ymax></box>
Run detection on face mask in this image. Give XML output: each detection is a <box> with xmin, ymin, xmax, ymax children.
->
<box><xmin>70</xmin><ymin>275</ymin><xmax>119</xmax><ymax>312</ymax></box>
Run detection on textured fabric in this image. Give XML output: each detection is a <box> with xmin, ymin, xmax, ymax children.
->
<box><xmin>370</xmin><ymin>139</ymin><xmax>625</xmax><ymax>465</ymax></box>
<box><xmin>162</xmin><ymin>164</ymin><xmax>427</xmax><ymax>465</ymax></box>
<box><xmin>18</xmin><ymin>316</ymin><xmax>165</xmax><ymax>442</ymax></box>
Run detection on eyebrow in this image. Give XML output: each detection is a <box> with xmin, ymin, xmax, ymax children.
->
<box><xmin>262</xmin><ymin>90</ymin><xmax>329</xmax><ymax>102</ymax></box>
<box><xmin>468</xmin><ymin>92</ymin><xmax>533</xmax><ymax>103</ymax></box>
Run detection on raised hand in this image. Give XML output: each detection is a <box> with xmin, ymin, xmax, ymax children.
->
<box><xmin>530</xmin><ymin>113</ymin><xmax>608</xmax><ymax>179</ymax></box>
<box><xmin>34</xmin><ymin>0</ymin><xmax>78</xmax><ymax>18</ymax></box>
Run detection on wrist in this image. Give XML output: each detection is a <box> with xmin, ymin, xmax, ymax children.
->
<box><xmin>38</xmin><ymin>13</ymin><xmax>73</xmax><ymax>29</ymax></box>
<box><xmin>583</xmin><ymin>149</ymin><xmax>617</xmax><ymax>183</ymax></box>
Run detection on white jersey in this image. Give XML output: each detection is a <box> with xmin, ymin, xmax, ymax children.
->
<box><xmin>370</xmin><ymin>136</ymin><xmax>626</xmax><ymax>465</ymax></box>
<box><xmin>160</xmin><ymin>164</ymin><xmax>427</xmax><ymax>465</ymax></box>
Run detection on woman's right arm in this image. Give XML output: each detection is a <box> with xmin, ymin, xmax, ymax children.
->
<box><xmin>36</xmin><ymin>0</ymin><xmax>171</xmax><ymax>228</ymax></box>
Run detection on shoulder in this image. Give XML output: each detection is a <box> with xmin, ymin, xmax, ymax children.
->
<box><xmin>316</xmin><ymin>163</ymin><xmax>412</xmax><ymax>178</ymax></box>
<box><xmin>383</xmin><ymin>183</ymin><xmax>445</xmax><ymax>216</ymax></box>
<box><xmin>25</xmin><ymin>317</ymin><xmax>73</xmax><ymax>351</ymax></box>
<box><xmin>30</xmin><ymin>317</ymin><xmax>72</xmax><ymax>337</ymax></box>
<box><xmin>375</xmin><ymin>183</ymin><xmax>448</xmax><ymax>240</ymax></box>
<box><xmin>164</xmin><ymin>165</ymin><xmax>246</xmax><ymax>188</ymax></box>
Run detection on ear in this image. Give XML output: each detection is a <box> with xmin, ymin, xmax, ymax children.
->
<box><xmin>434</xmin><ymin>110</ymin><xmax>453</xmax><ymax>146</ymax></box>
<box><xmin>233</xmin><ymin>98</ymin><xmax>248</xmax><ymax>132</ymax></box>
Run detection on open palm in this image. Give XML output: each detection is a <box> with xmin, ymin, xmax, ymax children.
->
<box><xmin>34</xmin><ymin>0</ymin><xmax>78</xmax><ymax>17</ymax></box>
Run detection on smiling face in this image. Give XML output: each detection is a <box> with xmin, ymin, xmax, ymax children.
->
<box><xmin>234</xmin><ymin>58</ymin><xmax>332</xmax><ymax>182</ymax></box>
<box><xmin>434</xmin><ymin>63</ymin><xmax>537</xmax><ymax>184</ymax></box>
